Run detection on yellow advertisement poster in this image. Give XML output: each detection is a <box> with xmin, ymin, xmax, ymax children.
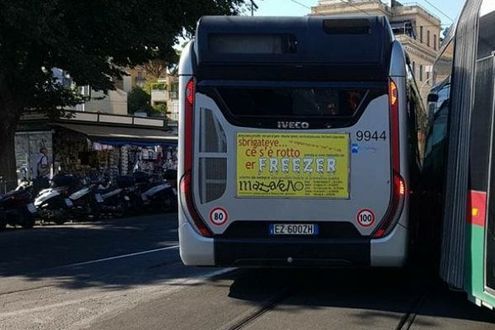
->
<box><xmin>237</xmin><ymin>133</ymin><xmax>350</xmax><ymax>198</ymax></box>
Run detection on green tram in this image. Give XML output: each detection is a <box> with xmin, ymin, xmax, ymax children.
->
<box><xmin>423</xmin><ymin>0</ymin><xmax>495</xmax><ymax>309</ymax></box>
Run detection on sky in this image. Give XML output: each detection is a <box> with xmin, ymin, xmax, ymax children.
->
<box><xmin>252</xmin><ymin>0</ymin><xmax>465</xmax><ymax>27</ymax></box>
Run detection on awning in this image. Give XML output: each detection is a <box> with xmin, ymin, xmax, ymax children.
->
<box><xmin>53</xmin><ymin>123</ymin><xmax>178</xmax><ymax>146</ymax></box>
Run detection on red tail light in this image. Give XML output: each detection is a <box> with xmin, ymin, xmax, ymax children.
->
<box><xmin>399</xmin><ymin>178</ymin><xmax>406</xmax><ymax>196</ymax></box>
<box><xmin>180</xmin><ymin>78</ymin><xmax>213</xmax><ymax>237</ymax></box>
<box><xmin>373</xmin><ymin>79</ymin><xmax>404</xmax><ymax>238</ymax></box>
<box><xmin>180</xmin><ymin>172</ymin><xmax>212</xmax><ymax>237</ymax></box>
<box><xmin>373</xmin><ymin>172</ymin><xmax>406</xmax><ymax>238</ymax></box>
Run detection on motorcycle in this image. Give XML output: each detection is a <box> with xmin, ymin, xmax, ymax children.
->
<box><xmin>34</xmin><ymin>175</ymin><xmax>77</xmax><ymax>225</ymax></box>
<box><xmin>68</xmin><ymin>178</ymin><xmax>101</xmax><ymax>221</ymax></box>
<box><xmin>94</xmin><ymin>177</ymin><xmax>132</xmax><ymax>218</ymax></box>
<box><xmin>0</xmin><ymin>180</ymin><xmax>37</xmax><ymax>230</ymax></box>
<box><xmin>138</xmin><ymin>171</ymin><xmax>177</xmax><ymax>213</ymax></box>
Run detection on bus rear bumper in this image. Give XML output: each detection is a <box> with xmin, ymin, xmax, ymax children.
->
<box><xmin>370</xmin><ymin>223</ymin><xmax>408</xmax><ymax>267</ymax></box>
<box><xmin>179</xmin><ymin>215</ymin><xmax>407</xmax><ymax>268</ymax></box>
<box><xmin>178</xmin><ymin>215</ymin><xmax>215</xmax><ymax>266</ymax></box>
<box><xmin>214</xmin><ymin>238</ymin><xmax>370</xmax><ymax>267</ymax></box>
<box><xmin>213</xmin><ymin>224</ymin><xmax>407</xmax><ymax>268</ymax></box>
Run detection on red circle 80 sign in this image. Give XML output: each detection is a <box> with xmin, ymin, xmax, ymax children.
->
<box><xmin>209</xmin><ymin>207</ymin><xmax>228</xmax><ymax>226</ymax></box>
<box><xmin>357</xmin><ymin>209</ymin><xmax>375</xmax><ymax>227</ymax></box>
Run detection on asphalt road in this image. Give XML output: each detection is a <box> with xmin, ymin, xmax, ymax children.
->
<box><xmin>0</xmin><ymin>214</ymin><xmax>494</xmax><ymax>330</ymax></box>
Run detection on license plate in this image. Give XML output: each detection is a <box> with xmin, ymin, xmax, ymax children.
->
<box><xmin>27</xmin><ymin>203</ymin><xmax>37</xmax><ymax>214</ymax></box>
<box><xmin>269</xmin><ymin>224</ymin><xmax>319</xmax><ymax>236</ymax></box>
<box><xmin>95</xmin><ymin>193</ymin><xmax>104</xmax><ymax>203</ymax></box>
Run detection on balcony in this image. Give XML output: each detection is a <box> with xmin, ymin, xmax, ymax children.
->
<box><xmin>151</xmin><ymin>90</ymin><xmax>168</xmax><ymax>103</ymax></box>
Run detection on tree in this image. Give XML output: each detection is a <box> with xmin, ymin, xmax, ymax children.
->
<box><xmin>0</xmin><ymin>0</ymin><xmax>247</xmax><ymax>187</ymax></box>
<box><xmin>153</xmin><ymin>103</ymin><xmax>168</xmax><ymax>116</ymax></box>
<box><xmin>143</xmin><ymin>79</ymin><xmax>166</xmax><ymax>95</ymax></box>
<box><xmin>128</xmin><ymin>87</ymin><xmax>153</xmax><ymax>115</ymax></box>
<box><xmin>142</xmin><ymin>59</ymin><xmax>170</xmax><ymax>80</ymax></box>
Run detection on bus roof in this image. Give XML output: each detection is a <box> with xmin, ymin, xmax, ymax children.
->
<box><xmin>194</xmin><ymin>15</ymin><xmax>394</xmax><ymax>81</ymax></box>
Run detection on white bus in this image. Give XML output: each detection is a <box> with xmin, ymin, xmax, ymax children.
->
<box><xmin>178</xmin><ymin>16</ymin><xmax>423</xmax><ymax>267</ymax></box>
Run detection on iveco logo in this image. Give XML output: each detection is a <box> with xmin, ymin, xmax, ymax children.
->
<box><xmin>277</xmin><ymin>121</ymin><xmax>310</xmax><ymax>129</ymax></box>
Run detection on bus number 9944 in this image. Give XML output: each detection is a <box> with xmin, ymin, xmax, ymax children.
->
<box><xmin>356</xmin><ymin>130</ymin><xmax>386</xmax><ymax>142</ymax></box>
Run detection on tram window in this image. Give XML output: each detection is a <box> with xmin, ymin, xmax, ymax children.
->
<box><xmin>423</xmin><ymin>79</ymin><xmax>450</xmax><ymax>190</ymax></box>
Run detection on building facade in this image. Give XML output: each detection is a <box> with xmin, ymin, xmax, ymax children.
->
<box><xmin>312</xmin><ymin>0</ymin><xmax>442</xmax><ymax>105</ymax></box>
<box><xmin>127</xmin><ymin>63</ymin><xmax>179</xmax><ymax>122</ymax></box>
<box><xmin>67</xmin><ymin>61</ymin><xmax>179</xmax><ymax>119</ymax></box>
<box><xmin>15</xmin><ymin>110</ymin><xmax>177</xmax><ymax>182</ymax></box>
<box><xmin>76</xmin><ymin>87</ymin><xmax>129</xmax><ymax>115</ymax></box>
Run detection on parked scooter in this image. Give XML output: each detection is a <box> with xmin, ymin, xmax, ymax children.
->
<box><xmin>94</xmin><ymin>176</ymin><xmax>132</xmax><ymax>218</ymax></box>
<box><xmin>68</xmin><ymin>178</ymin><xmax>101</xmax><ymax>221</ymax></box>
<box><xmin>139</xmin><ymin>170</ymin><xmax>177</xmax><ymax>213</ymax></box>
<box><xmin>0</xmin><ymin>180</ymin><xmax>37</xmax><ymax>230</ymax></box>
<box><xmin>34</xmin><ymin>175</ymin><xmax>77</xmax><ymax>225</ymax></box>
<box><xmin>122</xmin><ymin>174</ymin><xmax>146</xmax><ymax>215</ymax></box>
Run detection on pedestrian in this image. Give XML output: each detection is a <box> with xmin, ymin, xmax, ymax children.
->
<box><xmin>33</xmin><ymin>147</ymin><xmax>50</xmax><ymax>191</ymax></box>
<box><xmin>36</xmin><ymin>147</ymin><xmax>50</xmax><ymax>178</ymax></box>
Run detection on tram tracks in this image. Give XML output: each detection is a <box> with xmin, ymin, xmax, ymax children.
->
<box><xmin>222</xmin><ymin>269</ymin><xmax>431</xmax><ymax>330</ymax></box>
<box><xmin>226</xmin><ymin>287</ymin><xmax>294</xmax><ymax>330</ymax></box>
<box><xmin>395</xmin><ymin>292</ymin><xmax>428</xmax><ymax>330</ymax></box>
<box><xmin>225</xmin><ymin>286</ymin><xmax>428</xmax><ymax>330</ymax></box>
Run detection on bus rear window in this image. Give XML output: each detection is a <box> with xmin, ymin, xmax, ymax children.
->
<box><xmin>208</xmin><ymin>34</ymin><xmax>296</xmax><ymax>54</ymax></box>
<box><xmin>217</xmin><ymin>87</ymin><xmax>367</xmax><ymax>117</ymax></box>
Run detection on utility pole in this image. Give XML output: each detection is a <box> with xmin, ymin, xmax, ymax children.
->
<box><xmin>250</xmin><ymin>0</ymin><xmax>258</xmax><ymax>16</ymax></box>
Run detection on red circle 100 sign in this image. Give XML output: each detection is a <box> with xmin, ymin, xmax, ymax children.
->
<box><xmin>357</xmin><ymin>209</ymin><xmax>375</xmax><ymax>227</ymax></box>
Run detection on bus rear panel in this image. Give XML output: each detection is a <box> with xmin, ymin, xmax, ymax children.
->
<box><xmin>178</xmin><ymin>16</ymin><xmax>410</xmax><ymax>267</ymax></box>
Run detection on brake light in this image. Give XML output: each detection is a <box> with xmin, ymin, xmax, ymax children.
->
<box><xmin>180</xmin><ymin>77</ymin><xmax>212</xmax><ymax>237</ymax></box>
<box><xmin>399</xmin><ymin>179</ymin><xmax>405</xmax><ymax>196</ymax></box>
<box><xmin>373</xmin><ymin>172</ymin><xmax>406</xmax><ymax>238</ymax></box>
<box><xmin>186</xmin><ymin>78</ymin><xmax>195</xmax><ymax>105</ymax></box>
<box><xmin>374</xmin><ymin>228</ymin><xmax>385</xmax><ymax>238</ymax></box>
<box><xmin>373</xmin><ymin>81</ymin><xmax>404</xmax><ymax>238</ymax></box>
<box><xmin>180</xmin><ymin>172</ymin><xmax>212</xmax><ymax>237</ymax></box>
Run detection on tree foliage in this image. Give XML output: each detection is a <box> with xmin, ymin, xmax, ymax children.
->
<box><xmin>127</xmin><ymin>87</ymin><xmax>153</xmax><ymax>115</ymax></box>
<box><xmin>0</xmin><ymin>0</ymin><xmax>248</xmax><ymax>184</ymax></box>
<box><xmin>142</xmin><ymin>59</ymin><xmax>169</xmax><ymax>80</ymax></box>
<box><xmin>0</xmin><ymin>0</ymin><xmax>247</xmax><ymax>108</ymax></box>
<box><xmin>153</xmin><ymin>103</ymin><xmax>167</xmax><ymax>114</ymax></box>
<box><xmin>143</xmin><ymin>80</ymin><xmax>166</xmax><ymax>94</ymax></box>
